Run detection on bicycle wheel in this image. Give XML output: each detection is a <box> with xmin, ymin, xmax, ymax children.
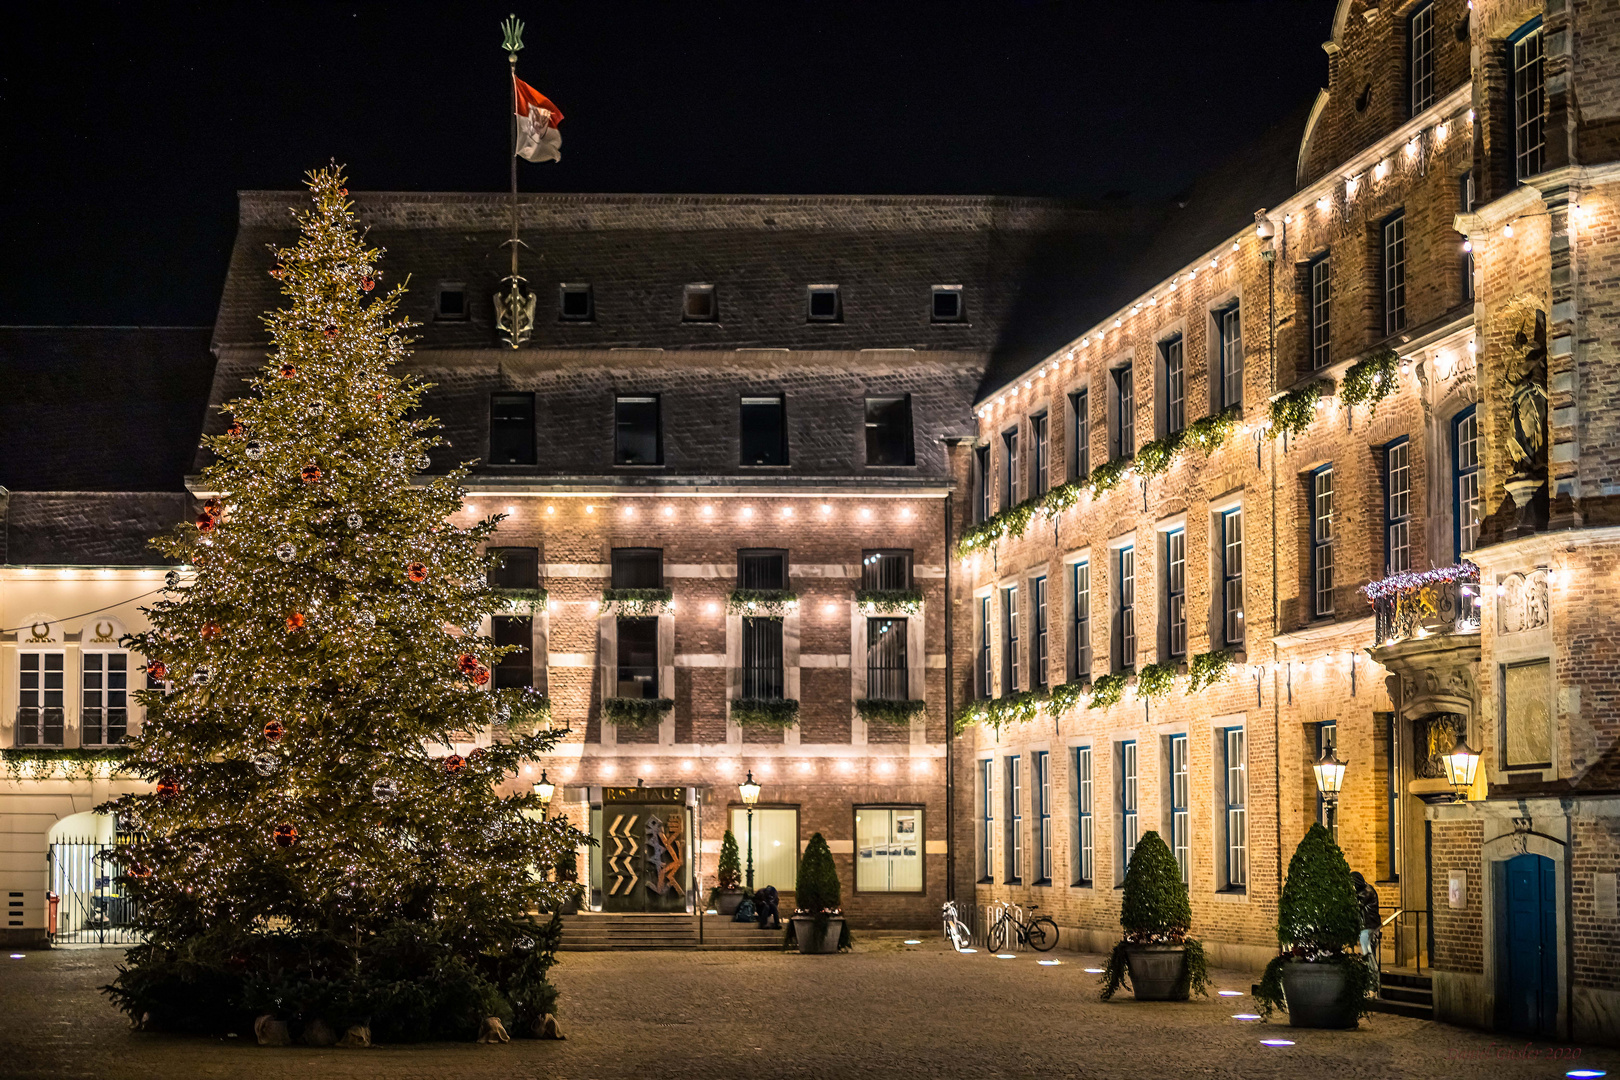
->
<box><xmin>948</xmin><ymin>919</ymin><xmax>971</xmax><ymax>952</ymax></box>
<box><xmin>1027</xmin><ymin>916</ymin><xmax>1059</xmax><ymax>952</ymax></box>
<box><xmin>987</xmin><ymin>917</ymin><xmax>1007</xmax><ymax>953</ymax></box>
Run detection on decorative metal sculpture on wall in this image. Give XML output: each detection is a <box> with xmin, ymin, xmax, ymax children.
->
<box><xmin>602</xmin><ymin>788</ymin><xmax>689</xmax><ymax>911</ymax></box>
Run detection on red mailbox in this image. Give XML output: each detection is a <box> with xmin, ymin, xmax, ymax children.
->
<box><xmin>46</xmin><ymin>891</ymin><xmax>60</xmax><ymax>939</ymax></box>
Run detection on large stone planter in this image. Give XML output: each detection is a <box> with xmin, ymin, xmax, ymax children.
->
<box><xmin>792</xmin><ymin>915</ymin><xmax>844</xmax><ymax>954</ymax></box>
<box><xmin>714</xmin><ymin>890</ymin><xmax>745</xmax><ymax>916</ymax></box>
<box><xmin>1123</xmin><ymin>944</ymin><xmax>1188</xmax><ymax>1000</ymax></box>
<box><xmin>1279</xmin><ymin>960</ymin><xmax>1359</xmax><ymax>1029</ymax></box>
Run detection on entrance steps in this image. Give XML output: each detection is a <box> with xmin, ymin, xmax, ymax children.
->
<box><xmin>1366</xmin><ymin>967</ymin><xmax>1434</xmax><ymax>1020</ymax></box>
<box><xmin>556</xmin><ymin>912</ymin><xmax>781</xmax><ymax>952</ymax></box>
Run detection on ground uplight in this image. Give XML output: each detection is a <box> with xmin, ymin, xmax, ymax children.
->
<box><xmin>1037</xmin><ymin>959</ymin><xmax>1061</xmax><ymax>966</ymax></box>
<box><xmin>1260</xmin><ymin>1039</ymin><xmax>1295</xmax><ymax>1047</ymax></box>
<box><xmin>903</xmin><ymin>939</ymin><xmax>921</xmax><ymax>945</ymax></box>
<box><xmin>1218</xmin><ymin>989</ymin><xmax>1244</xmax><ymax>996</ymax></box>
<box><xmin>1232</xmin><ymin>1014</ymin><xmax>1262</xmax><ymax>1021</ymax></box>
<box><xmin>995</xmin><ymin>953</ymin><xmax>1017</xmax><ymax>959</ymax></box>
<box><xmin>1083</xmin><ymin>967</ymin><xmax>1105</xmax><ymax>973</ymax></box>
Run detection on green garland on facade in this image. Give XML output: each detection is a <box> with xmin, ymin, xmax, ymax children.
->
<box><xmin>1047</xmin><ymin>679</ymin><xmax>1089</xmax><ymax>715</ymax></box>
<box><xmin>1039</xmin><ymin>479</ymin><xmax>1084</xmax><ymax>515</ymax></box>
<box><xmin>1088</xmin><ymin>672</ymin><xmax>1127</xmax><ymax>709</ymax></box>
<box><xmin>854</xmin><ymin>698</ymin><xmax>926</xmax><ymax>725</ymax></box>
<box><xmin>1184</xmin><ymin>406</ymin><xmax>1241</xmax><ymax>454</ymax></box>
<box><xmin>1135</xmin><ymin>431</ymin><xmax>1186</xmax><ymax>479</ymax></box>
<box><xmin>1137</xmin><ymin>662</ymin><xmax>1178</xmax><ymax>700</ymax></box>
<box><xmin>602</xmin><ymin>697</ymin><xmax>675</xmax><ymax>728</ymax></box>
<box><xmin>1268</xmin><ymin>382</ymin><xmax>1326</xmax><ymax>439</ymax></box>
<box><xmin>1186</xmin><ymin>650</ymin><xmax>1233</xmax><ymax>694</ymax></box>
<box><xmin>854</xmin><ymin>588</ymin><xmax>924</xmax><ymax>615</ymax></box>
<box><xmin>726</xmin><ymin>589</ymin><xmax>799</xmax><ymax>617</ymax></box>
<box><xmin>731</xmin><ymin>698</ymin><xmax>801</xmax><ymax>728</ymax></box>
<box><xmin>1</xmin><ymin>747</ymin><xmax>132</xmax><ymax>781</ymax></box>
<box><xmin>952</xmin><ymin>690</ymin><xmax>1044</xmax><ymax>734</ymax></box>
<box><xmin>1085</xmin><ymin>456</ymin><xmax>1134</xmax><ymax>496</ymax></box>
<box><xmin>1340</xmin><ymin>347</ymin><xmax>1400</xmax><ymax>414</ymax></box>
<box><xmin>601</xmin><ymin>588</ymin><xmax>674</xmax><ymax>616</ymax></box>
<box><xmin>494</xmin><ymin>587</ymin><xmax>548</xmax><ymax>614</ymax></box>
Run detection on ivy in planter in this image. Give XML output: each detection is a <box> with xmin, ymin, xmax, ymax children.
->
<box><xmin>493</xmin><ymin>587</ymin><xmax>548</xmax><ymax>615</ymax></box>
<box><xmin>854</xmin><ymin>698</ymin><xmax>926</xmax><ymax>725</ymax></box>
<box><xmin>600</xmin><ymin>588</ymin><xmax>673</xmax><ymax>616</ymax></box>
<box><xmin>1340</xmin><ymin>347</ymin><xmax>1399</xmax><ymax>414</ymax></box>
<box><xmin>1186</xmin><ymin>650</ymin><xmax>1232</xmax><ymax>694</ymax></box>
<box><xmin>726</xmin><ymin>589</ymin><xmax>798</xmax><ymax>617</ymax></box>
<box><xmin>730</xmin><ymin>698</ymin><xmax>801</xmax><ymax>729</ymax></box>
<box><xmin>1136</xmin><ymin>661</ymin><xmax>1177</xmax><ymax>700</ymax></box>
<box><xmin>1254</xmin><ymin>823</ymin><xmax>1376</xmax><ymax>1019</ymax></box>
<box><xmin>854</xmin><ymin>588</ymin><xmax>923</xmax><ymax>615</ymax></box>
<box><xmin>1087</xmin><ymin>672</ymin><xmax>1127</xmax><ymax>710</ymax></box>
<box><xmin>1047</xmin><ymin>679</ymin><xmax>1088</xmax><ymax>715</ymax></box>
<box><xmin>601</xmin><ymin>697</ymin><xmax>675</xmax><ymax>729</ymax></box>
<box><xmin>1099</xmin><ymin>830</ymin><xmax>1210</xmax><ymax>1001</ymax></box>
<box><xmin>2</xmin><ymin>746</ymin><xmax>131</xmax><ymax>781</ymax></box>
<box><xmin>1268</xmin><ymin>381</ymin><xmax>1327</xmax><ymax>439</ymax></box>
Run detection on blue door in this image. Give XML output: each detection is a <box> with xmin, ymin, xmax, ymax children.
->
<box><xmin>1501</xmin><ymin>852</ymin><xmax>1557</xmax><ymax>1037</ymax></box>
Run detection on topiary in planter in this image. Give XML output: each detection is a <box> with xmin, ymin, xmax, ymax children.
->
<box><xmin>717</xmin><ymin>830</ymin><xmax>742</xmax><ymax>893</ymax></box>
<box><xmin>784</xmin><ymin>832</ymin><xmax>851</xmax><ymax>952</ymax></box>
<box><xmin>1100</xmin><ymin>831</ymin><xmax>1209</xmax><ymax>1001</ymax></box>
<box><xmin>1254</xmin><ymin>823</ymin><xmax>1374</xmax><ymax>1025</ymax></box>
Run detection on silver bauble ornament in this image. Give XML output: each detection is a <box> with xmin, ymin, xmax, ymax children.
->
<box><xmin>245</xmin><ymin>441</ymin><xmax>265</xmax><ymax>460</ymax></box>
<box><xmin>307</xmin><ymin>402</ymin><xmax>324</xmax><ymax>418</ymax></box>
<box><xmin>252</xmin><ymin>753</ymin><xmax>280</xmax><ymax>777</ymax></box>
<box><xmin>387</xmin><ymin>450</ymin><xmax>407</xmax><ymax>468</ymax></box>
<box><xmin>515</xmin><ymin>936</ymin><xmax>535</xmax><ymax>951</ymax></box>
<box><xmin>346</xmin><ymin>513</ymin><xmax>363</xmax><ymax>529</ymax></box>
<box><xmin>371</xmin><ymin>778</ymin><xmax>398</xmax><ymax>801</ymax></box>
<box><xmin>275</xmin><ymin>542</ymin><xmax>296</xmax><ymax>562</ymax></box>
<box><xmin>357</xmin><ymin>610</ymin><xmax>376</xmax><ymax>628</ymax></box>
<box><xmin>414</xmin><ymin>453</ymin><xmax>431</xmax><ymax>470</ymax></box>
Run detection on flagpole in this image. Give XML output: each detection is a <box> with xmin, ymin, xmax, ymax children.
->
<box><xmin>497</xmin><ymin>14</ymin><xmax>533</xmax><ymax>349</ymax></box>
<box><xmin>503</xmin><ymin>14</ymin><xmax>523</xmax><ymax>282</ymax></box>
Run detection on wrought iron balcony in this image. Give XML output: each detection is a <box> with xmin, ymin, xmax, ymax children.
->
<box><xmin>1365</xmin><ymin>563</ymin><xmax>1482</xmax><ymax>647</ymax></box>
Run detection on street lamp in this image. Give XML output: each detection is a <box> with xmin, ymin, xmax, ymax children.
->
<box><xmin>739</xmin><ymin>770</ymin><xmax>761</xmax><ymax>890</ymax></box>
<box><xmin>1442</xmin><ymin>735</ymin><xmax>1482</xmax><ymax>802</ymax></box>
<box><xmin>1312</xmin><ymin>748</ymin><xmax>1347</xmax><ymax>840</ymax></box>
<box><xmin>533</xmin><ymin>770</ymin><xmax>555</xmax><ymax>819</ymax></box>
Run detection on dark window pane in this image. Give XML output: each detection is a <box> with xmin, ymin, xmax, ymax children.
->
<box><xmin>493</xmin><ymin>616</ymin><xmax>533</xmax><ymax>689</ymax></box>
<box><xmin>615</xmin><ymin>395</ymin><xmax>662</xmax><ymax>465</ymax></box>
<box><xmin>616</xmin><ymin>617</ymin><xmax>659</xmax><ymax>698</ymax></box>
<box><xmin>611</xmin><ymin>548</ymin><xmax>664</xmax><ymax>589</ymax></box>
<box><xmin>740</xmin><ymin>395</ymin><xmax>787</xmax><ymax>466</ymax></box>
<box><xmin>738</xmin><ymin>549</ymin><xmax>787</xmax><ymax>590</ymax></box>
<box><xmin>866</xmin><ymin>618</ymin><xmax>908</xmax><ymax>700</ymax></box>
<box><xmin>807</xmin><ymin>287</ymin><xmax>840</xmax><ymax>321</ymax></box>
<box><xmin>488</xmin><ymin>547</ymin><xmax>540</xmax><ymax>589</ymax></box>
<box><xmin>490</xmin><ymin>393</ymin><xmax>536</xmax><ymax>465</ymax></box>
<box><xmin>862</xmin><ymin>550</ymin><xmax>912</xmax><ymax>590</ymax></box>
<box><xmin>683</xmin><ymin>285</ymin><xmax>716</xmax><ymax>321</ymax></box>
<box><xmin>560</xmin><ymin>285</ymin><xmax>593</xmax><ymax>320</ymax></box>
<box><xmin>932</xmin><ymin>289</ymin><xmax>962</xmax><ymax>321</ymax></box>
<box><xmin>865</xmin><ymin>394</ymin><xmax>914</xmax><ymax>466</ymax></box>
<box><xmin>437</xmin><ymin>286</ymin><xmax>467</xmax><ymax>319</ymax></box>
<box><xmin>741</xmin><ymin>617</ymin><xmax>785</xmax><ymax>699</ymax></box>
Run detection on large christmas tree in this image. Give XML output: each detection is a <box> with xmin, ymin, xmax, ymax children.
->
<box><xmin>103</xmin><ymin>166</ymin><xmax>583</xmax><ymax>1042</ymax></box>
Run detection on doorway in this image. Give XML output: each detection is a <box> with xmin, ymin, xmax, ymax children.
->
<box><xmin>601</xmin><ymin>787</ymin><xmax>691</xmax><ymax>912</ymax></box>
<box><xmin>1497</xmin><ymin>852</ymin><xmax>1558</xmax><ymax>1038</ymax></box>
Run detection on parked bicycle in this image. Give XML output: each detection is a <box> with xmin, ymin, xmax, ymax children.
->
<box><xmin>941</xmin><ymin>900</ymin><xmax>972</xmax><ymax>952</ymax></box>
<box><xmin>987</xmin><ymin>903</ymin><xmax>1058</xmax><ymax>952</ymax></box>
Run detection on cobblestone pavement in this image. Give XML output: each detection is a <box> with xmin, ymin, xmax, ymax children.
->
<box><xmin>2</xmin><ymin>942</ymin><xmax>1613</xmax><ymax>1080</ymax></box>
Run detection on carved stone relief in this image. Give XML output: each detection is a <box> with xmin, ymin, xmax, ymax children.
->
<box><xmin>1497</xmin><ymin>568</ymin><xmax>1550</xmax><ymax>635</ymax></box>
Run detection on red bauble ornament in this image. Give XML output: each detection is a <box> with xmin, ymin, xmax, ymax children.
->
<box><xmin>471</xmin><ymin>665</ymin><xmax>491</xmax><ymax>687</ymax></box>
<box><xmin>200</xmin><ymin>621</ymin><xmax>221</xmax><ymax>641</ymax></box>
<box><xmin>301</xmin><ymin>464</ymin><xmax>322</xmax><ymax>484</ymax></box>
<box><xmin>156</xmin><ymin>777</ymin><xmax>180</xmax><ymax>800</ymax></box>
<box><xmin>146</xmin><ymin>661</ymin><xmax>167</xmax><ymax>682</ymax></box>
<box><xmin>203</xmin><ymin>498</ymin><xmax>224</xmax><ymax>519</ymax></box>
<box><xmin>273</xmin><ymin>823</ymin><xmax>299</xmax><ymax>848</ymax></box>
<box><xmin>406</xmin><ymin>562</ymin><xmax>429</xmax><ymax>583</ymax></box>
<box><xmin>443</xmin><ymin>754</ymin><xmax>466</xmax><ymax>774</ymax></box>
<box><xmin>278</xmin><ymin>363</ymin><xmax>297</xmax><ymax>379</ymax></box>
<box><xmin>338</xmin><ymin>187</ymin><xmax>347</xmax><ymax>196</ymax></box>
<box><xmin>323</xmin><ymin>325</ymin><xmax>338</xmax><ymax>339</ymax></box>
<box><xmin>286</xmin><ymin>612</ymin><xmax>306</xmax><ymax>631</ymax></box>
<box><xmin>196</xmin><ymin>514</ymin><xmax>215</xmax><ymax>533</ymax></box>
<box><xmin>362</xmin><ymin>278</ymin><xmax>375</xmax><ymax>292</ymax></box>
<box><xmin>226</xmin><ymin>423</ymin><xmax>244</xmax><ymax>439</ymax></box>
<box><xmin>467</xmin><ymin>747</ymin><xmax>487</xmax><ymax>765</ymax></box>
<box><xmin>270</xmin><ymin>268</ymin><xmax>282</xmax><ymax>279</ymax></box>
<box><xmin>192</xmin><ymin>552</ymin><xmax>208</xmax><ymax>567</ymax></box>
<box><xmin>456</xmin><ymin>654</ymin><xmax>480</xmax><ymax>676</ymax></box>
<box><xmin>263</xmin><ymin>720</ymin><xmax>284</xmax><ymax>742</ymax></box>
<box><xmin>126</xmin><ymin>861</ymin><xmax>152</xmax><ymax>879</ymax></box>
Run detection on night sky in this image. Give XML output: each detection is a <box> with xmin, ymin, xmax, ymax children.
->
<box><xmin>3</xmin><ymin>2</ymin><xmax>1332</xmax><ymax>327</ymax></box>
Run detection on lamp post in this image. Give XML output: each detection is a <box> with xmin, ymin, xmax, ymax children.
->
<box><xmin>1442</xmin><ymin>735</ymin><xmax>1482</xmax><ymax>802</ymax></box>
<box><xmin>533</xmin><ymin>770</ymin><xmax>555</xmax><ymax>820</ymax></box>
<box><xmin>1312</xmin><ymin>748</ymin><xmax>1347</xmax><ymax>840</ymax></box>
<box><xmin>739</xmin><ymin>770</ymin><xmax>761</xmax><ymax>890</ymax></box>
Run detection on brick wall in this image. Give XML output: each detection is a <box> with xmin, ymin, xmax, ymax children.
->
<box><xmin>1429</xmin><ymin>817</ymin><xmax>1486</xmax><ymax>974</ymax></box>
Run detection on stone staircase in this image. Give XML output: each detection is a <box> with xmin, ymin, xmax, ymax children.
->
<box><xmin>556</xmin><ymin>912</ymin><xmax>782</xmax><ymax>952</ymax></box>
<box><xmin>1366</xmin><ymin>967</ymin><xmax>1434</xmax><ymax>1020</ymax></box>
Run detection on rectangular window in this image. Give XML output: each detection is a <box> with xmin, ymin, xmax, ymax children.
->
<box><xmin>1387</xmin><ymin>712</ymin><xmax>1402</xmax><ymax>882</ymax></box>
<box><xmin>683</xmin><ymin>283</ymin><xmax>717</xmax><ymax>322</ymax></box>
<box><xmin>1117</xmin><ymin>546</ymin><xmax>1136</xmax><ymax>670</ymax></box>
<box><xmin>1165</xmin><ymin>528</ymin><xmax>1186</xmax><ymax>659</ymax></box>
<box><xmin>866</xmin><ymin>618</ymin><xmax>908</xmax><ymax>702</ymax></box>
<box><xmin>1409</xmin><ymin>2</ymin><xmax>1436</xmax><ymax>115</ymax></box>
<box><xmin>81</xmin><ymin>652</ymin><xmax>128</xmax><ymax>747</ymax></box>
<box><xmin>1002</xmin><ymin>586</ymin><xmax>1020</xmax><ymax>693</ymax></box>
<box><xmin>1005</xmin><ymin>756</ymin><xmax>1024</xmax><ymax>884</ymax></box>
<box><xmin>737</xmin><ymin>548</ymin><xmax>787</xmax><ymax>590</ymax></box>
<box><xmin>1002</xmin><ymin>427</ymin><xmax>1020</xmax><ymax>509</ymax></box>
<box><xmin>1512</xmin><ymin>21</ymin><xmax>1545</xmax><ymax>181</ymax></box>
<box><xmin>975</xmin><ymin>445</ymin><xmax>992</xmax><ymax>523</ymax></box>
<box><xmin>1113</xmin><ymin>366</ymin><xmax>1135</xmax><ymax>459</ymax></box>
<box><xmin>1073</xmin><ymin>746</ymin><xmax>1094</xmax><ymax>886</ymax></box>
<box><xmin>1461</xmin><ymin>171</ymin><xmax>1476</xmax><ymax>302</ymax></box>
<box><xmin>490</xmin><ymin>392</ymin><xmax>537</xmax><ymax>466</ymax></box>
<box><xmin>861</xmin><ymin>549</ymin><xmax>912</xmax><ymax>591</ymax></box>
<box><xmin>1169</xmin><ymin>734</ymin><xmax>1189</xmax><ymax>883</ymax></box>
<box><xmin>1313</xmin><ymin>466</ymin><xmax>1335</xmax><ymax>617</ymax></box>
<box><xmin>616</xmin><ymin>617</ymin><xmax>660</xmax><ymax>699</ymax></box>
<box><xmin>730</xmin><ymin>807</ymin><xmax>799</xmax><ymax>891</ymax></box>
<box><xmin>1161</xmin><ymin>335</ymin><xmax>1185</xmax><ymax>436</ymax></box>
<box><xmin>15</xmin><ymin>652</ymin><xmax>64</xmax><ymax>747</ymax></box>
<box><xmin>980</xmin><ymin>759</ymin><xmax>995</xmax><ymax>881</ymax></box>
<box><xmin>1224</xmin><ymin>727</ymin><xmax>1248</xmax><ymax>888</ymax></box>
<box><xmin>436</xmin><ymin>282</ymin><xmax>468</xmax><ymax>321</ymax></box>
<box><xmin>741</xmin><ymin>617</ymin><xmax>785</xmax><ymax>699</ymax></box>
<box><xmin>864</xmin><ymin>394</ymin><xmax>915</xmax><ymax>466</ymax></box>
<box><xmin>1385</xmin><ymin>439</ymin><xmax>1411</xmax><ymax>573</ymax></box>
<box><xmin>1030</xmin><ymin>411</ymin><xmax>1049</xmax><ymax>498</ymax></box>
<box><xmin>1310</xmin><ymin>254</ymin><xmax>1332</xmax><ymax>369</ymax></box>
<box><xmin>855</xmin><ymin>807</ymin><xmax>923</xmax><ymax>892</ymax></box>
<box><xmin>740</xmin><ymin>395</ymin><xmax>787</xmax><ymax>466</ymax></box>
<box><xmin>614</xmin><ymin>394</ymin><xmax>662</xmax><ymax>466</ymax></box>
<box><xmin>1317</xmin><ymin>721</ymin><xmax>1339</xmax><ymax>839</ymax></box>
<box><xmin>1032</xmin><ymin>575</ymin><xmax>1049</xmax><ymax>690</ymax></box>
<box><xmin>492</xmin><ymin>615</ymin><xmax>534</xmax><ymax>689</ymax></box>
<box><xmin>978</xmin><ymin>596</ymin><xmax>993</xmax><ymax>699</ymax></box>
<box><xmin>807</xmin><ymin>284</ymin><xmax>842</xmax><ymax>322</ymax></box>
<box><xmin>559</xmin><ymin>283</ymin><xmax>593</xmax><ymax>321</ymax></box>
<box><xmin>1384</xmin><ymin>213</ymin><xmax>1407</xmax><ymax>336</ymax></box>
<box><xmin>1069</xmin><ymin>389</ymin><xmax>1090</xmax><ymax>480</ymax></box>
<box><xmin>1221</xmin><ymin>509</ymin><xmax>1244</xmax><ymax>646</ymax></box>
<box><xmin>1070</xmin><ymin>561</ymin><xmax>1092</xmax><ymax>680</ymax></box>
<box><xmin>1033</xmin><ymin>751</ymin><xmax>1052</xmax><ymax>884</ymax></box>
<box><xmin>1119</xmin><ymin>740</ymin><xmax>1139</xmax><ymax>879</ymax></box>
<box><xmin>1454</xmin><ymin>407</ymin><xmax>1481</xmax><ymax>557</ymax></box>
<box><xmin>611</xmin><ymin>547</ymin><xmax>664</xmax><ymax>589</ymax></box>
<box><xmin>931</xmin><ymin>285</ymin><xmax>964</xmax><ymax>322</ymax></box>
<box><xmin>1217</xmin><ymin>304</ymin><xmax>1243</xmax><ymax>410</ymax></box>
<box><xmin>489</xmin><ymin>546</ymin><xmax>540</xmax><ymax>589</ymax></box>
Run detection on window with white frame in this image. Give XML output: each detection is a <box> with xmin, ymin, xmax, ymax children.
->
<box><xmin>1002</xmin><ymin>586</ymin><xmax>1020</xmax><ymax>694</ymax></box>
<box><xmin>1002</xmin><ymin>427</ymin><xmax>1019</xmax><ymax>510</ymax></box>
<box><xmin>855</xmin><ymin>807</ymin><xmax>923</xmax><ymax>893</ymax></box>
<box><xmin>1384</xmin><ymin>213</ymin><xmax>1407</xmax><ymax>336</ymax></box>
<box><xmin>1165</xmin><ymin>528</ymin><xmax>1186</xmax><ymax>659</ymax></box>
<box><xmin>980</xmin><ymin>759</ymin><xmax>995</xmax><ymax>881</ymax></box>
<box><xmin>1220</xmin><ymin>509</ymin><xmax>1244</xmax><ymax>646</ymax></box>
<box><xmin>978</xmin><ymin>596</ymin><xmax>993</xmax><ymax>698</ymax></box>
<box><xmin>866</xmin><ymin>618</ymin><xmax>908</xmax><ymax>702</ymax></box>
<box><xmin>1460</xmin><ymin>171</ymin><xmax>1476</xmax><ymax>303</ymax></box>
<box><xmin>1073</xmin><ymin>745</ymin><xmax>1094</xmax><ymax>886</ymax></box>
<box><xmin>1113</xmin><ymin>366</ymin><xmax>1135</xmax><ymax>460</ymax></box>
<box><xmin>1409</xmin><ymin>2</ymin><xmax>1436</xmax><ymax>115</ymax></box>
<box><xmin>1223</xmin><ymin>727</ymin><xmax>1248</xmax><ymax>889</ymax></box>
<box><xmin>1161</xmin><ymin>335</ymin><xmax>1185</xmax><ymax>436</ymax></box>
<box><xmin>1032</xmin><ymin>575</ymin><xmax>1049</xmax><ymax>690</ymax></box>
<box><xmin>1031</xmin><ymin>411</ymin><xmax>1049</xmax><ymax>498</ymax></box>
<box><xmin>17</xmin><ymin>651</ymin><xmax>65</xmax><ymax>746</ymax></box>
<box><xmin>1217</xmin><ymin>304</ymin><xmax>1243</xmax><ymax>410</ymax></box>
<box><xmin>1454</xmin><ymin>407</ymin><xmax>1481</xmax><ymax>557</ymax></box>
<box><xmin>1034</xmin><ymin>751</ymin><xmax>1052</xmax><ymax>884</ymax></box>
<box><xmin>1069</xmin><ymin>389</ymin><xmax>1090</xmax><ymax>481</ymax></box>
<box><xmin>1118</xmin><ymin>740</ymin><xmax>1138</xmax><ymax>881</ymax></box>
<box><xmin>975</xmin><ymin>445</ymin><xmax>992</xmax><ymax>523</ymax></box>
<box><xmin>1169</xmin><ymin>734</ymin><xmax>1189</xmax><ymax>884</ymax></box>
<box><xmin>1386</xmin><ymin>438</ymin><xmax>1411</xmax><ymax>573</ymax></box>
<box><xmin>1312</xmin><ymin>466</ymin><xmax>1335</xmax><ymax>618</ymax></box>
<box><xmin>1310</xmin><ymin>255</ymin><xmax>1332</xmax><ymax>369</ymax></box>
<box><xmin>1005</xmin><ymin>755</ymin><xmax>1023</xmax><ymax>884</ymax></box>
<box><xmin>1070</xmin><ymin>561</ymin><xmax>1092</xmax><ymax>680</ymax></box>
<box><xmin>1512</xmin><ymin>20</ymin><xmax>1545</xmax><ymax>181</ymax></box>
<box><xmin>1116</xmin><ymin>545</ymin><xmax>1136</xmax><ymax>670</ymax></box>
<box><xmin>81</xmin><ymin>652</ymin><xmax>129</xmax><ymax>746</ymax></box>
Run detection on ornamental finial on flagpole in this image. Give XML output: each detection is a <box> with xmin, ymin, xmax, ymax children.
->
<box><xmin>501</xmin><ymin>14</ymin><xmax>525</xmax><ymax>61</ymax></box>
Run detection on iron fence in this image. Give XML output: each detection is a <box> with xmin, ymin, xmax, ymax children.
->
<box><xmin>47</xmin><ymin>839</ymin><xmax>142</xmax><ymax>944</ymax></box>
<box><xmin>942</xmin><ymin>899</ymin><xmax>1037</xmax><ymax>952</ymax></box>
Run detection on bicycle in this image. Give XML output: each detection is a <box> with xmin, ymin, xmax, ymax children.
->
<box><xmin>987</xmin><ymin>903</ymin><xmax>1058</xmax><ymax>952</ymax></box>
<box><xmin>941</xmin><ymin>900</ymin><xmax>973</xmax><ymax>952</ymax></box>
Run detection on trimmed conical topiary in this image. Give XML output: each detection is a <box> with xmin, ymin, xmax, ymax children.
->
<box><xmin>1255</xmin><ymin>823</ymin><xmax>1374</xmax><ymax>1018</ymax></box>
<box><xmin>717</xmin><ymin>830</ymin><xmax>742</xmax><ymax>893</ymax></box>
<box><xmin>1100</xmin><ymin>831</ymin><xmax>1208</xmax><ymax>1000</ymax></box>
<box><xmin>796</xmin><ymin>832</ymin><xmax>841</xmax><ymax>913</ymax></box>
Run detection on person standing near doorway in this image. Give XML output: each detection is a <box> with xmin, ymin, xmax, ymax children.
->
<box><xmin>1350</xmin><ymin>871</ymin><xmax>1381</xmax><ymax>993</ymax></box>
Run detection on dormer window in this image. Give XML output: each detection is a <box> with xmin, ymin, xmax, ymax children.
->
<box><xmin>931</xmin><ymin>285</ymin><xmax>964</xmax><ymax>322</ymax></box>
<box><xmin>683</xmin><ymin>284</ymin><xmax>717</xmax><ymax>322</ymax></box>
<box><xmin>436</xmin><ymin>282</ymin><xmax>468</xmax><ymax>321</ymax></box>
<box><xmin>559</xmin><ymin>283</ymin><xmax>594</xmax><ymax>322</ymax></box>
<box><xmin>806</xmin><ymin>285</ymin><xmax>841</xmax><ymax>322</ymax></box>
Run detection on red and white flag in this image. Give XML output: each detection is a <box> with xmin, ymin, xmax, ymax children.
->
<box><xmin>513</xmin><ymin>77</ymin><xmax>563</xmax><ymax>163</ymax></box>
